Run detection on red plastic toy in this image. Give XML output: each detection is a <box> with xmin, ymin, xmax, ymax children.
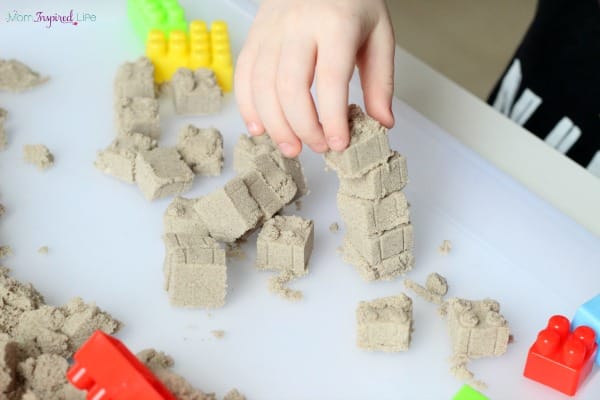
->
<box><xmin>66</xmin><ymin>330</ymin><xmax>176</xmax><ymax>400</ymax></box>
<box><xmin>523</xmin><ymin>315</ymin><xmax>597</xmax><ymax>396</ymax></box>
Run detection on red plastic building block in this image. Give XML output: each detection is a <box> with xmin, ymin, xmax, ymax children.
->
<box><xmin>523</xmin><ymin>315</ymin><xmax>597</xmax><ymax>396</ymax></box>
<box><xmin>66</xmin><ymin>330</ymin><xmax>176</xmax><ymax>400</ymax></box>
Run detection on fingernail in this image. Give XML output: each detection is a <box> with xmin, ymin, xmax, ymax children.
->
<box><xmin>328</xmin><ymin>136</ymin><xmax>345</xmax><ymax>151</ymax></box>
<box><xmin>278</xmin><ymin>142</ymin><xmax>295</xmax><ymax>157</ymax></box>
<box><xmin>247</xmin><ymin>121</ymin><xmax>263</xmax><ymax>136</ymax></box>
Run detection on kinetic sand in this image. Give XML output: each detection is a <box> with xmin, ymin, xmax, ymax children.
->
<box><xmin>115</xmin><ymin>96</ymin><xmax>160</xmax><ymax>138</ymax></box>
<box><xmin>404</xmin><ymin>272</ymin><xmax>449</xmax><ymax>305</ymax></box>
<box><xmin>357</xmin><ymin>294</ymin><xmax>413</xmax><ymax>352</ymax></box>
<box><xmin>0</xmin><ymin>59</ymin><xmax>48</xmax><ymax>93</ymax></box>
<box><xmin>135</xmin><ymin>147</ymin><xmax>194</xmax><ymax>200</ymax></box>
<box><xmin>171</xmin><ymin>68</ymin><xmax>223</xmax><ymax>115</ymax></box>
<box><xmin>177</xmin><ymin>125</ymin><xmax>224</xmax><ymax>176</ymax></box>
<box><xmin>0</xmin><ymin>108</ymin><xmax>7</xmax><ymax>151</ymax></box>
<box><xmin>113</xmin><ymin>57</ymin><xmax>155</xmax><ymax>100</ymax></box>
<box><xmin>23</xmin><ymin>145</ymin><xmax>54</xmax><ymax>170</ymax></box>
<box><xmin>327</xmin><ymin>105</ymin><xmax>414</xmax><ymax>281</ymax></box>
<box><xmin>94</xmin><ymin>132</ymin><xmax>158</xmax><ymax>183</ymax></box>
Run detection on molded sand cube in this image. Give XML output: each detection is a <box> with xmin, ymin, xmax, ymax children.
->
<box><xmin>167</xmin><ymin>263</ymin><xmax>226</xmax><ymax>308</ymax></box>
<box><xmin>234</xmin><ymin>135</ymin><xmax>308</xmax><ymax>200</ymax></box>
<box><xmin>337</xmin><ymin>191</ymin><xmax>410</xmax><ymax>235</ymax></box>
<box><xmin>342</xmin><ymin>237</ymin><xmax>414</xmax><ymax>281</ymax></box>
<box><xmin>114</xmin><ymin>57</ymin><xmax>155</xmax><ymax>100</ymax></box>
<box><xmin>346</xmin><ymin>223</ymin><xmax>413</xmax><ymax>265</ymax></box>
<box><xmin>442</xmin><ymin>298</ymin><xmax>510</xmax><ymax>358</ymax></box>
<box><xmin>172</xmin><ymin>68</ymin><xmax>222</xmax><ymax>115</ymax></box>
<box><xmin>241</xmin><ymin>153</ymin><xmax>297</xmax><ymax>218</ymax></box>
<box><xmin>163</xmin><ymin>234</ymin><xmax>225</xmax><ymax>292</ymax></box>
<box><xmin>338</xmin><ymin>151</ymin><xmax>408</xmax><ymax>200</ymax></box>
<box><xmin>194</xmin><ymin>177</ymin><xmax>262</xmax><ymax>242</ymax></box>
<box><xmin>176</xmin><ymin>124</ymin><xmax>223</xmax><ymax>176</ymax></box>
<box><xmin>233</xmin><ymin>134</ymin><xmax>276</xmax><ymax>173</ymax></box>
<box><xmin>324</xmin><ymin>104</ymin><xmax>391</xmax><ymax>178</ymax></box>
<box><xmin>115</xmin><ymin>97</ymin><xmax>160</xmax><ymax>138</ymax></box>
<box><xmin>256</xmin><ymin>216</ymin><xmax>314</xmax><ymax>276</ymax></box>
<box><xmin>357</xmin><ymin>294</ymin><xmax>413</xmax><ymax>352</ymax></box>
<box><xmin>94</xmin><ymin>132</ymin><xmax>157</xmax><ymax>183</ymax></box>
<box><xmin>135</xmin><ymin>148</ymin><xmax>194</xmax><ymax>200</ymax></box>
<box><xmin>0</xmin><ymin>108</ymin><xmax>7</xmax><ymax>151</ymax></box>
<box><xmin>163</xmin><ymin>197</ymin><xmax>209</xmax><ymax>236</ymax></box>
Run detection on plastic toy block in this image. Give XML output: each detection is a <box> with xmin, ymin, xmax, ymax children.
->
<box><xmin>452</xmin><ymin>384</ymin><xmax>489</xmax><ymax>400</ymax></box>
<box><xmin>523</xmin><ymin>315</ymin><xmax>597</xmax><ymax>396</ymax></box>
<box><xmin>128</xmin><ymin>0</ymin><xmax>186</xmax><ymax>41</ymax></box>
<box><xmin>256</xmin><ymin>215</ymin><xmax>314</xmax><ymax>275</ymax></box>
<box><xmin>573</xmin><ymin>293</ymin><xmax>600</xmax><ymax>365</ymax></box>
<box><xmin>146</xmin><ymin>20</ymin><xmax>233</xmax><ymax>91</ymax></box>
<box><xmin>66</xmin><ymin>330</ymin><xmax>176</xmax><ymax>400</ymax></box>
<box><xmin>357</xmin><ymin>294</ymin><xmax>413</xmax><ymax>352</ymax></box>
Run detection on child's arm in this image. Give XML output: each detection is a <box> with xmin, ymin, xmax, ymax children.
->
<box><xmin>235</xmin><ymin>0</ymin><xmax>395</xmax><ymax>157</ymax></box>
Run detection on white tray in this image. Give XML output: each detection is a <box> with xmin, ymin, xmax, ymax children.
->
<box><xmin>0</xmin><ymin>0</ymin><xmax>599</xmax><ymax>398</ymax></box>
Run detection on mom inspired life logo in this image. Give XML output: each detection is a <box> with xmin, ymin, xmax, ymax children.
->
<box><xmin>5</xmin><ymin>9</ymin><xmax>96</xmax><ymax>28</ymax></box>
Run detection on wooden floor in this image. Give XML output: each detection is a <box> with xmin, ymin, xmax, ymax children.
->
<box><xmin>387</xmin><ymin>0</ymin><xmax>537</xmax><ymax>99</ymax></box>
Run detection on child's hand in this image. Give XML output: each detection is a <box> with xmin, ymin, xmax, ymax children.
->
<box><xmin>235</xmin><ymin>0</ymin><xmax>395</xmax><ymax>157</ymax></box>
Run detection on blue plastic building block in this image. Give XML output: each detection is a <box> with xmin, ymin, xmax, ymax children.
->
<box><xmin>573</xmin><ymin>293</ymin><xmax>600</xmax><ymax>365</ymax></box>
<box><xmin>452</xmin><ymin>384</ymin><xmax>489</xmax><ymax>400</ymax></box>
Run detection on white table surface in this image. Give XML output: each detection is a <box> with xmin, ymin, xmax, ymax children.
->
<box><xmin>0</xmin><ymin>1</ymin><xmax>599</xmax><ymax>399</ymax></box>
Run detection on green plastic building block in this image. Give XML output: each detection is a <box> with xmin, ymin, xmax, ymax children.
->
<box><xmin>128</xmin><ymin>0</ymin><xmax>187</xmax><ymax>41</ymax></box>
<box><xmin>452</xmin><ymin>384</ymin><xmax>489</xmax><ymax>400</ymax></box>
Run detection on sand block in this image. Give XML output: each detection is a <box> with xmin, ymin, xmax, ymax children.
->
<box><xmin>163</xmin><ymin>235</ymin><xmax>225</xmax><ymax>265</ymax></box>
<box><xmin>194</xmin><ymin>177</ymin><xmax>262</xmax><ymax>242</ymax></box>
<box><xmin>163</xmin><ymin>197</ymin><xmax>209</xmax><ymax>235</ymax></box>
<box><xmin>94</xmin><ymin>132</ymin><xmax>157</xmax><ymax>183</ymax></box>
<box><xmin>114</xmin><ymin>57</ymin><xmax>155</xmax><ymax>99</ymax></box>
<box><xmin>115</xmin><ymin>96</ymin><xmax>160</xmax><ymax>138</ymax></box>
<box><xmin>337</xmin><ymin>190</ymin><xmax>410</xmax><ymax>235</ymax></box>
<box><xmin>441</xmin><ymin>298</ymin><xmax>510</xmax><ymax>359</ymax></box>
<box><xmin>0</xmin><ymin>59</ymin><xmax>48</xmax><ymax>93</ymax></box>
<box><xmin>242</xmin><ymin>154</ymin><xmax>297</xmax><ymax>218</ymax></box>
<box><xmin>0</xmin><ymin>333</ymin><xmax>20</xmax><ymax>394</ymax></box>
<box><xmin>256</xmin><ymin>216</ymin><xmax>314</xmax><ymax>276</ymax></box>
<box><xmin>233</xmin><ymin>134</ymin><xmax>276</xmax><ymax>173</ymax></box>
<box><xmin>167</xmin><ymin>263</ymin><xmax>227</xmax><ymax>308</ymax></box>
<box><xmin>163</xmin><ymin>234</ymin><xmax>225</xmax><ymax>291</ymax></box>
<box><xmin>234</xmin><ymin>135</ymin><xmax>308</xmax><ymax>199</ymax></box>
<box><xmin>23</xmin><ymin>145</ymin><xmax>54</xmax><ymax>170</ymax></box>
<box><xmin>357</xmin><ymin>294</ymin><xmax>413</xmax><ymax>352</ymax></box>
<box><xmin>342</xmin><ymin>237</ymin><xmax>414</xmax><ymax>281</ymax></box>
<box><xmin>324</xmin><ymin>104</ymin><xmax>391</xmax><ymax>178</ymax></box>
<box><xmin>338</xmin><ymin>151</ymin><xmax>408</xmax><ymax>200</ymax></box>
<box><xmin>176</xmin><ymin>125</ymin><xmax>223</xmax><ymax>176</ymax></box>
<box><xmin>172</xmin><ymin>68</ymin><xmax>222</xmax><ymax>115</ymax></box>
<box><xmin>346</xmin><ymin>223</ymin><xmax>414</xmax><ymax>265</ymax></box>
<box><xmin>135</xmin><ymin>147</ymin><xmax>194</xmax><ymax>200</ymax></box>
<box><xmin>0</xmin><ymin>108</ymin><xmax>7</xmax><ymax>151</ymax></box>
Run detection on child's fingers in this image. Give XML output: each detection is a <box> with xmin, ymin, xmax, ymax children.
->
<box><xmin>251</xmin><ymin>42</ymin><xmax>302</xmax><ymax>157</ymax></box>
<box><xmin>315</xmin><ymin>31</ymin><xmax>358</xmax><ymax>152</ymax></box>
<box><xmin>276</xmin><ymin>38</ymin><xmax>327</xmax><ymax>153</ymax></box>
<box><xmin>235</xmin><ymin>45</ymin><xmax>264</xmax><ymax>136</ymax></box>
<box><xmin>357</xmin><ymin>21</ymin><xmax>395</xmax><ymax>128</ymax></box>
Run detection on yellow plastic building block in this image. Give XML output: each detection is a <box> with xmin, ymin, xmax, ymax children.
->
<box><xmin>146</xmin><ymin>20</ymin><xmax>233</xmax><ymax>92</ymax></box>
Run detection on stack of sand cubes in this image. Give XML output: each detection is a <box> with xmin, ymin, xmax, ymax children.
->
<box><xmin>162</xmin><ymin>134</ymin><xmax>311</xmax><ymax>308</ymax></box>
<box><xmin>325</xmin><ymin>105</ymin><xmax>413</xmax><ymax>281</ymax></box>
<box><xmin>95</xmin><ymin>58</ymin><xmax>225</xmax><ymax>200</ymax></box>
